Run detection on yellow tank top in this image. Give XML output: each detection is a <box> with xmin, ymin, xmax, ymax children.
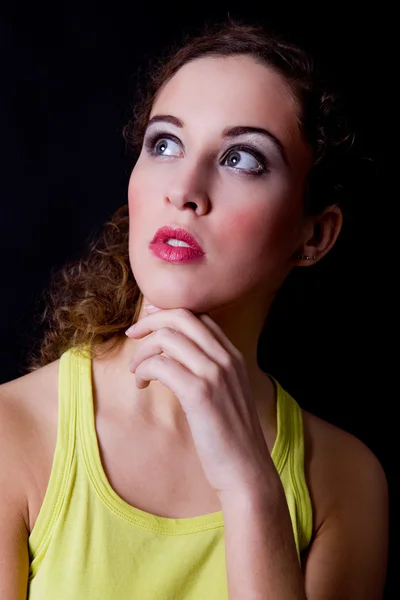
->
<box><xmin>27</xmin><ymin>347</ymin><xmax>313</xmax><ymax>599</ymax></box>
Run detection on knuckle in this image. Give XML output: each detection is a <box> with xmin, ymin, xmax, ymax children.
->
<box><xmin>209</xmin><ymin>362</ymin><xmax>223</xmax><ymax>384</ymax></box>
<box><xmin>159</xmin><ymin>327</ymin><xmax>172</xmax><ymax>341</ymax></box>
<box><xmin>155</xmin><ymin>354</ymin><xmax>168</xmax><ymax>365</ymax></box>
<box><xmin>196</xmin><ymin>379</ymin><xmax>212</xmax><ymax>398</ymax></box>
<box><xmin>220</xmin><ymin>352</ymin><xmax>235</xmax><ymax>371</ymax></box>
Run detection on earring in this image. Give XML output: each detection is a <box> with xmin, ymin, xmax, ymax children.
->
<box><xmin>297</xmin><ymin>253</ymin><xmax>316</xmax><ymax>260</ymax></box>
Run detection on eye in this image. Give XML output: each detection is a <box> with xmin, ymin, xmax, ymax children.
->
<box><xmin>145</xmin><ymin>132</ymin><xmax>182</xmax><ymax>157</ymax></box>
<box><xmin>223</xmin><ymin>146</ymin><xmax>267</xmax><ymax>174</ymax></box>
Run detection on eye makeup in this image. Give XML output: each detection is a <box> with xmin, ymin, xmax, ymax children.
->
<box><xmin>144</xmin><ymin>131</ymin><xmax>183</xmax><ymax>156</ymax></box>
<box><xmin>143</xmin><ymin>129</ymin><xmax>271</xmax><ymax>177</ymax></box>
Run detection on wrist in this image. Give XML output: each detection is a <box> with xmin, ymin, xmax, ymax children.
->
<box><xmin>219</xmin><ymin>476</ymin><xmax>285</xmax><ymax>514</ymax></box>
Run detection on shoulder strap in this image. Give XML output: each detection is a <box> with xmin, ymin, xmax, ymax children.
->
<box><xmin>281</xmin><ymin>387</ymin><xmax>313</xmax><ymax>553</ymax></box>
<box><xmin>29</xmin><ymin>347</ymin><xmax>79</xmax><ymax>575</ymax></box>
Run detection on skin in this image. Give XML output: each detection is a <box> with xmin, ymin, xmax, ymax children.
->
<box><xmin>0</xmin><ymin>54</ymin><xmax>388</xmax><ymax>599</ymax></box>
<box><xmin>125</xmin><ymin>54</ymin><xmax>341</xmax><ymax>434</ymax></box>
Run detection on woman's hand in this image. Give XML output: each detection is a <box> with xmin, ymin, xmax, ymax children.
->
<box><xmin>125</xmin><ymin>306</ymin><xmax>277</xmax><ymax>504</ymax></box>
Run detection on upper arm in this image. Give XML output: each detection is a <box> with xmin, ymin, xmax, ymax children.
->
<box><xmin>0</xmin><ymin>389</ymin><xmax>30</xmax><ymax>599</ymax></box>
<box><xmin>302</xmin><ymin>435</ymin><xmax>389</xmax><ymax>600</ymax></box>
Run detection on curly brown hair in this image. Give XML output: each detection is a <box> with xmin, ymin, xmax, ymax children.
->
<box><xmin>26</xmin><ymin>16</ymin><xmax>355</xmax><ymax>371</ymax></box>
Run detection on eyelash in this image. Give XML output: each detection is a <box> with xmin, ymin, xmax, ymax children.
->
<box><xmin>144</xmin><ymin>131</ymin><xmax>270</xmax><ymax>176</ymax></box>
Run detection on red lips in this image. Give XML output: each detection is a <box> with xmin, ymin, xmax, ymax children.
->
<box><xmin>151</xmin><ymin>226</ymin><xmax>205</xmax><ymax>254</ymax></box>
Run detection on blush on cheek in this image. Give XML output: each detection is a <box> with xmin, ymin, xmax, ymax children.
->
<box><xmin>128</xmin><ymin>164</ymin><xmax>164</xmax><ymax>214</ymax></box>
<box><xmin>127</xmin><ymin>177</ymin><xmax>146</xmax><ymax>217</ymax></box>
<box><xmin>223</xmin><ymin>209</ymin><xmax>262</xmax><ymax>243</ymax></box>
<box><xmin>225</xmin><ymin>202</ymin><xmax>301</xmax><ymax>258</ymax></box>
<box><xmin>225</xmin><ymin>204</ymin><xmax>285</xmax><ymax>246</ymax></box>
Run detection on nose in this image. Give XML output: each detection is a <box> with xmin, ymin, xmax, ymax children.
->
<box><xmin>165</xmin><ymin>162</ymin><xmax>211</xmax><ymax>215</ymax></box>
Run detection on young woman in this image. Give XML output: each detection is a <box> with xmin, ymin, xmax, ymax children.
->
<box><xmin>0</xmin><ymin>18</ymin><xmax>388</xmax><ymax>600</ymax></box>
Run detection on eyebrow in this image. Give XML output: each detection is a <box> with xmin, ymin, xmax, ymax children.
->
<box><xmin>146</xmin><ymin>114</ymin><xmax>289</xmax><ymax>167</ymax></box>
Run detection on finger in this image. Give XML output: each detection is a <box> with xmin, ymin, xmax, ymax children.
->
<box><xmin>197</xmin><ymin>314</ymin><xmax>252</xmax><ymax>402</ymax></box>
<box><xmin>134</xmin><ymin>355</ymin><xmax>198</xmax><ymax>410</ymax></box>
<box><xmin>127</xmin><ymin>308</ymin><xmax>233</xmax><ymax>371</ymax></box>
<box><xmin>129</xmin><ymin>327</ymin><xmax>212</xmax><ymax>377</ymax></box>
<box><xmin>197</xmin><ymin>314</ymin><xmax>244</xmax><ymax>362</ymax></box>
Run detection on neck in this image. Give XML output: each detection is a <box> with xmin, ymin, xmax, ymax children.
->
<box><xmin>94</xmin><ymin>342</ymin><xmax>277</xmax><ymax>457</ymax></box>
<box><xmin>94</xmin><ymin>290</ymin><xmax>277</xmax><ymax>438</ymax></box>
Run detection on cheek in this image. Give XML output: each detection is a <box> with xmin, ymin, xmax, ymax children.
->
<box><xmin>127</xmin><ymin>167</ymin><xmax>152</xmax><ymax>226</ymax></box>
<box><xmin>128</xmin><ymin>169</ymin><xmax>142</xmax><ymax>211</ymax></box>
<box><xmin>222</xmin><ymin>209</ymin><xmax>262</xmax><ymax>245</ymax></box>
<box><xmin>127</xmin><ymin>172</ymin><xmax>152</xmax><ymax>265</ymax></box>
<box><xmin>128</xmin><ymin>159</ymin><xmax>166</xmax><ymax>226</ymax></box>
<box><xmin>221</xmin><ymin>199</ymin><xmax>302</xmax><ymax>259</ymax></box>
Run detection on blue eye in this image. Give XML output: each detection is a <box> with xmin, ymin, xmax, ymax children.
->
<box><xmin>145</xmin><ymin>133</ymin><xmax>182</xmax><ymax>157</ymax></box>
<box><xmin>223</xmin><ymin>148</ymin><xmax>266</xmax><ymax>174</ymax></box>
<box><xmin>144</xmin><ymin>133</ymin><xmax>268</xmax><ymax>176</ymax></box>
<box><xmin>155</xmin><ymin>137</ymin><xmax>181</xmax><ymax>156</ymax></box>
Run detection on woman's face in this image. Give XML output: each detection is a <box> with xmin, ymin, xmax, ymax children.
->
<box><xmin>128</xmin><ymin>54</ymin><xmax>313</xmax><ymax>313</ymax></box>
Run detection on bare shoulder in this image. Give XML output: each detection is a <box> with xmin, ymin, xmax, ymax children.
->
<box><xmin>299</xmin><ymin>410</ymin><xmax>389</xmax><ymax>598</ymax></box>
<box><xmin>0</xmin><ymin>360</ymin><xmax>59</xmax><ymax>435</ymax></box>
<box><xmin>0</xmin><ymin>360</ymin><xmax>60</xmax><ymax>528</ymax></box>
<box><xmin>0</xmin><ymin>362</ymin><xmax>60</xmax><ymax>595</ymax></box>
<box><xmin>301</xmin><ymin>408</ymin><xmax>388</xmax><ymax>536</ymax></box>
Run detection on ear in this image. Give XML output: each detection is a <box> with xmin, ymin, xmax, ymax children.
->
<box><xmin>294</xmin><ymin>204</ymin><xmax>343</xmax><ymax>266</ymax></box>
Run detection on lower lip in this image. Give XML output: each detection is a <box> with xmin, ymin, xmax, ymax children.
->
<box><xmin>149</xmin><ymin>242</ymin><xmax>205</xmax><ymax>263</ymax></box>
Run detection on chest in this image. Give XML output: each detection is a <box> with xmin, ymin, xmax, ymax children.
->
<box><xmin>95</xmin><ymin>413</ymin><xmax>223</xmax><ymax>519</ymax></box>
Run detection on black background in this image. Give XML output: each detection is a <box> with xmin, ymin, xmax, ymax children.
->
<box><xmin>0</xmin><ymin>2</ymin><xmax>396</xmax><ymax>597</ymax></box>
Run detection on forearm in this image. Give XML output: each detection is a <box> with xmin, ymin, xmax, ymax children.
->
<box><xmin>222</xmin><ymin>480</ymin><xmax>307</xmax><ymax>600</ymax></box>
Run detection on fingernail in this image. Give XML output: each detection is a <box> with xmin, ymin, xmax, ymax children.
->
<box><xmin>125</xmin><ymin>324</ymin><xmax>136</xmax><ymax>336</ymax></box>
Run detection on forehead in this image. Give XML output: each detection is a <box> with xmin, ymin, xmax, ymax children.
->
<box><xmin>152</xmin><ymin>55</ymin><xmax>299</xmax><ymax>133</ymax></box>
<box><xmin>150</xmin><ymin>55</ymin><xmax>310</xmax><ymax>168</ymax></box>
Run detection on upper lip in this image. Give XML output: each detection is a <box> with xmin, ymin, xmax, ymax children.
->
<box><xmin>151</xmin><ymin>226</ymin><xmax>205</xmax><ymax>253</ymax></box>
